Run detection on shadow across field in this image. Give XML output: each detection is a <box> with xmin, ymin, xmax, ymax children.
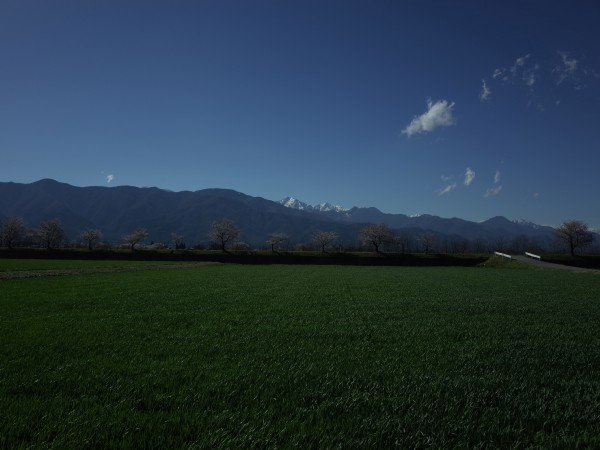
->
<box><xmin>0</xmin><ymin>249</ymin><xmax>487</xmax><ymax>267</ymax></box>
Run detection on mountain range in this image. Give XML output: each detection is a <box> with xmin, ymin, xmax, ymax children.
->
<box><xmin>0</xmin><ymin>179</ymin><xmax>557</xmax><ymax>249</ymax></box>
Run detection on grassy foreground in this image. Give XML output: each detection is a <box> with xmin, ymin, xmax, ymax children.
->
<box><xmin>1</xmin><ymin>262</ymin><xmax>600</xmax><ymax>448</ymax></box>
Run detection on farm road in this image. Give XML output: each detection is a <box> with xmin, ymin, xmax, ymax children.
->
<box><xmin>511</xmin><ymin>255</ymin><xmax>600</xmax><ymax>274</ymax></box>
<box><xmin>0</xmin><ymin>262</ymin><xmax>218</xmax><ymax>280</ymax></box>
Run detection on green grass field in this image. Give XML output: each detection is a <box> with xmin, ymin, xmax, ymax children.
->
<box><xmin>1</xmin><ymin>261</ymin><xmax>599</xmax><ymax>448</ymax></box>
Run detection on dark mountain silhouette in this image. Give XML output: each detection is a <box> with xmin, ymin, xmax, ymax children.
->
<box><xmin>0</xmin><ymin>179</ymin><xmax>556</xmax><ymax>248</ymax></box>
<box><xmin>280</xmin><ymin>199</ymin><xmax>556</xmax><ymax>244</ymax></box>
<box><xmin>0</xmin><ymin>179</ymin><xmax>361</xmax><ymax>246</ymax></box>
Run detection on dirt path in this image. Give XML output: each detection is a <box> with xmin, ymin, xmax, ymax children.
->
<box><xmin>511</xmin><ymin>255</ymin><xmax>600</xmax><ymax>274</ymax></box>
<box><xmin>0</xmin><ymin>263</ymin><xmax>217</xmax><ymax>280</ymax></box>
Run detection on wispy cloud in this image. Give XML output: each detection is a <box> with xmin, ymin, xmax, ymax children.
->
<box><xmin>511</xmin><ymin>54</ymin><xmax>531</xmax><ymax>76</ymax></box>
<box><xmin>106</xmin><ymin>174</ymin><xmax>114</xmax><ymax>184</ymax></box>
<box><xmin>490</xmin><ymin>54</ymin><xmax>540</xmax><ymax>91</ymax></box>
<box><xmin>484</xmin><ymin>170</ymin><xmax>502</xmax><ymax>197</ymax></box>
<box><xmin>553</xmin><ymin>51</ymin><xmax>578</xmax><ymax>86</ymax></box>
<box><xmin>522</xmin><ymin>64</ymin><xmax>540</xmax><ymax>87</ymax></box>
<box><xmin>402</xmin><ymin>99</ymin><xmax>456</xmax><ymax>137</ymax></box>
<box><xmin>479</xmin><ymin>79</ymin><xmax>491</xmax><ymax>102</ymax></box>
<box><xmin>485</xmin><ymin>185</ymin><xmax>502</xmax><ymax>197</ymax></box>
<box><xmin>485</xmin><ymin>50</ymin><xmax>600</xmax><ymax>109</ymax></box>
<box><xmin>553</xmin><ymin>50</ymin><xmax>600</xmax><ymax>93</ymax></box>
<box><xmin>437</xmin><ymin>167</ymin><xmax>474</xmax><ymax>195</ymax></box>
<box><xmin>439</xmin><ymin>183</ymin><xmax>457</xmax><ymax>196</ymax></box>
<box><xmin>493</xmin><ymin>68</ymin><xmax>508</xmax><ymax>81</ymax></box>
<box><xmin>464</xmin><ymin>168</ymin><xmax>476</xmax><ymax>186</ymax></box>
<box><xmin>494</xmin><ymin>170</ymin><xmax>501</xmax><ymax>184</ymax></box>
<box><xmin>512</xmin><ymin>54</ymin><xmax>539</xmax><ymax>87</ymax></box>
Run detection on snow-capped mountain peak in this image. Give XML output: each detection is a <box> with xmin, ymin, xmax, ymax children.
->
<box><xmin>315</xmin><ymin>202</ymin><xmax>348</xmax><ymax>213</ymax></box>
<box><xmin>512</xmin><ymin>219</ymin><xmax>541</xmax><ymax>229</ymax></box>
<box><xmin>279</xmin><ymin>197</ymin><xmax>348</xmax><ymax>213</ymax></box>
<box><xmin>280</xmin><ymin>197</ymin><xmax>310</xmax><ymax>210</ymax></box>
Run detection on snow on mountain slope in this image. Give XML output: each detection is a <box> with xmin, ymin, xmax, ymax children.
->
<box><xmin>279</xmin><ymin>197</ymin><xmax>348</xmax><ymax>213</ymax></box>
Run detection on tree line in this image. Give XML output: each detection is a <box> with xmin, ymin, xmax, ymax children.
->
<box><xmin>0</xmin><ymin>216</ymin><xmax>596</xmax><ymax>256</ymax></box>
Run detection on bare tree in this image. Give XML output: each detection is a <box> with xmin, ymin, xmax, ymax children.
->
<box><xmin>396</xmin><ymin>230</ymin><xmax>412</xmax><ymax>254</ymax></box>
<box><xmin>555</xmin><ymin>220</ymin><xmax>594</xmax><ymax>256</ymax></box>
<box><xmin>80</xmin><ymin>228</ymin><xmax>102</xmax><ymax>250</ymax></box>
<box><xmin>359</xmin><ymin>223</ymin><xmax>394</xmax><ymax>253</ymax></box>
<box><xmin>123</xmin><ymin>228</ymin><xmax>148</xmax><ymax>251</ymax></box>
<box><xmin>1</xmin><ymin>217</ymin><xmax>26</xmax><ymax>249</ymax></box>
<box><xmin>209</xmin><ymin>219</ymin><xmax>240</xmax><ymax>252</ymax></box>
<box><xmin>313</xmin><ymin>230</ymin><xmax>338</xmax><ymax>253</ymax></box>
<box><xmin>473</xmin><ymin>238</ymin><xmax>488</xmax><ymax>254</ymax></box>
<box><xmin>267</xmin><ymin>232</ymin><xmax>289</xmax><ymax>252</ymax></box>
<box><xmin>171</xmin><ymin>233</ymin><xmax>185</xmax><ymax>250</ymax></box>
<box><xmin>510</xmin><ymin>234</ymin><xmax>529</xmax><ymax>254</ymax></box>
<box><xmin>419</xmin><ymin>232</ymin><xmax>435</xmax><ymax>254</ymax></box>
<box><xmin>37</xmin><ymin>219</ymin><xmax>65</xmax><ymax>249</ymax></box>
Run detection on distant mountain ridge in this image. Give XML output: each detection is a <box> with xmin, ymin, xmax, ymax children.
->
<box><xmin>0</xmin><ymin>180</ymin><xmax>360</xmax><ymax>246</ymax></box>
<box><xmin>0</xmin><ymin>179</ymin><xmax>557</xmax><ymax>249</ymax></box>
<box><xmin>279</xmin><ymin>196</ymin><xmax>556</xmax><ymax>242</ymax></box>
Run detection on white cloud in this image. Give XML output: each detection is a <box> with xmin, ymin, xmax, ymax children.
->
<box><xmin>438</xmin><ymin>168</ymin><xmax>474</xmax><ymax>194</ymax></box>
<box><xmin>492</xmin><ymin>68</ymin><xmax>505</xmax><ymax>80</ymax></box>
<box><xmin>491</xmin><ymin>54</ymin><xmax>539</xmax><ymax>89</ymax></box>
<box><xmin>479</xmin><ymin>79</ymin><xmax>491</xmax><ymax>102</ymax></box>
<box><xmin>464</xmin><ymin>168</ymin><xmax>476</xmax><ymax>186</ymax></box>
<box><xmin>106</xmin><ymin>174</ymin><xmax>114</xmax><ymax>183</ymax></box>
<box><xmin>439</xmin><ymin>183</ymin><xmax>457</xmax><ymax>195</ymax></box>
<box><xmin>484</xmin><ymin>50</ymin><xmax>600</xmax><ymax>110</ymax></box>
<box><xmin>553</xmin><ymin>51</ymin><xmax>600</xmax><ymax>91</ymax></box>
<box><xmin>511</xmin><ymin>55</ymin><xmax>538</xmax><ymax>87</ymax></box>
<box><xmin>554</xmin><ymin>51</ymin><xmax>578</xmax><ymax>86</ymax></box>
<box><xmin>522</xmin><ymin>64</ymin><xmax>539</xmax><ymax>87</ymax></box>
<box><xmin>484</xmin><ymin>185</ymin><xmax>502</xmax><ymax>197</ymax></box>
<box><xmin>511</xmin><ymin>54</ymin><xmax>531</xmax><ymax>76</ymax></box>
<box><xmin>484</xmin><ymin>171</ymin><xmax>502</xmax><ymax>197</ymax></box>
<box><xmin>402</xmin><ymin>99</ymin><xmax>456</xmax><ymax>137</ymax></box>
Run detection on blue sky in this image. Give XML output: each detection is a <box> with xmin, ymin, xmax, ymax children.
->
<box><xmin>2</xmin><ymin>1</ymin><xmax>599</xmax><ymax>228</ymax></box>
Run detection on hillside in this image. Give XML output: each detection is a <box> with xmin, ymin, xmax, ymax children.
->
<box><xmin>0</xmin><ymin>179</ymin><xmax>556</xmax><ymax>248</ymax></box>
<box><xmin>0</xmin><ymin>179</ymin><xmax>360</xmax><ymax>246</ymax></box>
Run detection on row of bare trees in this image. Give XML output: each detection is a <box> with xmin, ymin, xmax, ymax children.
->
<box><xmin>1</xmin><ymin>217</ymin><xmax>67</xmax><ymax>250</ymax></box>
<box><xmin>278</xmin><ymin>224</ymin><xmax>433</xmax><ymax>253</ymax></box>
<box><xmin>0</xmin><ymin>217</ymin><xmax>141</xmax><ymax>251</ymax></box>
<box><xmin>204</xmin><ymin>220</ymin><xmax>402</xmax><ymax>253</ymax></box>
<box><xmin>195</xmin><ymin>219</ymin><xmax>598</xmax><ymax>255</ymax></box>
<box><xmin>1</xmin><ymin>216</ymin><xmax>596</xmax><ymax>255</ymax></box>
